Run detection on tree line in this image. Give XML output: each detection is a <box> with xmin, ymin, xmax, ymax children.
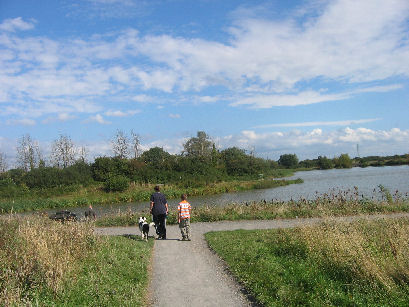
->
<box><xmin>0</xmin><ymin>131</ymin><xmax>408</xmax><ymax>194</ymax></box>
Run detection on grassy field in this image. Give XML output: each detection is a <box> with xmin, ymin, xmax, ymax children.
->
<box><xmin>0</xmin><ymin>215</ymin><xmax>153</xmax><ymax>306</ymax></box>
<box><xmin>96</xmin><ymin>187</ymin><xmax>409</xmax><ymax>227</ymax></box>
<box><xmin>0</xmin><ymin>175</ymin><xmax>300</xmax><ymax>213</ymax></box>
<box><xmin>206</xmin><ymin>218</ymin><xmax>409</xmax><ymax>306</ymax></box>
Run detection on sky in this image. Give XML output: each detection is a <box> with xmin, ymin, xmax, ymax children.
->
<box><xmin>1</xmin><ymin>0</ymin><xmax>409</xmax><ymax>166</ymax></box>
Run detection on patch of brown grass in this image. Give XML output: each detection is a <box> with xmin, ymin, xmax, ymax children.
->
<box><xmin>0</xmin><ymin>215</ymin><xmax>97</xmax><ymax>306</ymax></box>
<box><xmin>300</xmin><ymin>218</ymin><xmax>409</xmax><ymax>290</ymax></box>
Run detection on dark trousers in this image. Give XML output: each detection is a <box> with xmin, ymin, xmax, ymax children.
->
<box><xmin>153</xmin><ymin>214</ymin><xmax>166</xmax><ymax>239</ymax></box>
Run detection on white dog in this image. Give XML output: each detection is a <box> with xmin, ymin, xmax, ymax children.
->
<box><xmin>138</xmin><ymin>217</ymin><xmax>155</xmax><ymax>241</ymax></box>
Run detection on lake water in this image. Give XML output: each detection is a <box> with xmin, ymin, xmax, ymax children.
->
<box><xmin>56</xmin><ymin>165</ymin><xmax>409</xmax><ymax>218</ymax></box>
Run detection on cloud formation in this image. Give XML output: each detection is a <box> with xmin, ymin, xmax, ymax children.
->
<box><xmin>1</xmin><ymin>0</ymin><xmax>408</xmax><ymax>121</ymax></box>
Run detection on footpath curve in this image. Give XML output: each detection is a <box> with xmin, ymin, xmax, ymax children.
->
<box><xmin>95</xmin><ymin>212</ymin><xmax>409</xmax><ymax>307</ymax></box>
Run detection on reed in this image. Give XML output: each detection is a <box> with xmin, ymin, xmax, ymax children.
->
<box><xmin>96</xmin><ymin>187</ymin><xmax>409</xmax><ymax>227</ymax></box>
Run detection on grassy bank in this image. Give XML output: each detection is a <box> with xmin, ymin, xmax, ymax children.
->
<box><xmin>96</xmin><ymin>187</ymin><xmax>409</xmax><ymax>227</ymax></box>
<box><xmin>0</xmin><ymin>215</ymin><xmax>153</xmax><ymax>306</ymax></box>
<box><xmin>206</xmin><ymin>218</ymin><xmax>409</xmax><ymax>306</ymax></box>
<box><xmin>0</xmin><ymin>176</ymin><xmax>301</xmax><ymax>213</ymax></box>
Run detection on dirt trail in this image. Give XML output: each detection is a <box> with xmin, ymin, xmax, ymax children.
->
<box><xmin>95</xmin><ymin>212</ymin><xmax>409</xmax><ymax>307</ymax></box>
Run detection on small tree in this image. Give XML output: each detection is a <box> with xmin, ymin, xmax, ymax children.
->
<box><xmin>278</xmin><ymin>154</ymin><xmax>299</xmax><ymax>168</ymax></box>
<box><xmin>183</xmin><ymin>131</ymin><xmax>214</xmax><ymax>157</ymax></box>
<box><xmin>112</xmin><ymin>130</ymin><xmax>130</xmax><ymax>159</ymax></box>
<box><xmin>317</xmin><ymin>156</ymin><xmax>333</xmax><ymax>170</ymax></box>
<box><xmin>16</xmin><ymin>134</ymin><xmax>42</xmax><ymax>171</ymax></box>
<box><xmin>51</xmin><ymin>134</ymin><xmax>76</xmax><ymax>168</ymax></box>
<box><xmin>335</xmin><ymin>153</ymin><xmax>352</xmax><ymax>168</ymax></box>
<box><xmin>0</xmin><ymin>152</ymin><xmax>7</xmax><ymax>173</ymax></box>
<box><xmin>130</xmin><ymin>130</ymin><xmax>141</xmax><ymax>159</ymax></box>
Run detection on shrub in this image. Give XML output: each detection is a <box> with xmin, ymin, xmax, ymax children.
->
<box><xmin>104</xmin><ymin>175</ymin><xmax>129</xmax><ymax>192</ymax></box>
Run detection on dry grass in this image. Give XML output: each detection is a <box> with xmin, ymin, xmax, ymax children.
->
<box><xmin>300</xmin><ymin>218</ymin><xmax>409</xmax><ymax>290</ymax></box>
<box><xmin>0</xmin><ymin>215</ymin><xmax>97</xmax><ymax>306</ymax></box>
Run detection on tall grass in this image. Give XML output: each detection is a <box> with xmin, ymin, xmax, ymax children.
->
<box><xmin>206</xmin><ymin>218</ymin><xmax>409</xmax><ymax>306</ymax></box>
<box><xmin>0</xmin><ymin>215</ymin><xmax>96</xmax><ymax>305</ymax></box>
<box><xmin>0</xmin><ymin>215</ymin><xmax>154</xmax><ymax>306</ymax></box>
<box><xmin>96</xmin><ymin>187</ymin><xmax>409</xmax><ymax>227</ymax></box>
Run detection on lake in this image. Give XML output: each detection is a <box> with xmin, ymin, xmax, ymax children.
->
<box><xmin>56</xmin><ymin>165</ymin><xmax>409</xmax><ymax>218</ymax></box>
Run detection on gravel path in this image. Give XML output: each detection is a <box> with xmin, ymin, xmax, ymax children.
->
<box><xmin>95</xmin><ymin>212</ymin><xmax>409</xmax><ymax>307</ymax></box>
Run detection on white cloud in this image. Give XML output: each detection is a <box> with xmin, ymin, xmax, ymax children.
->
<box><xmin>42</xmin><ymin>113</ymin><xmax>76</xmax><ymax>123</ymax></box>
<box><xmin>254</xmin><ymin>118</ymin><xmax>381</xmax><ymax>128</ymax></box>
<box><xmin>231</xmin><ymin>85</ymin><xmax>403</xmax><ymax>108</ymax></box>
<box><xmin>218</xmin><ymin>127</ymin><xmax>409</xmax><ymax>159</ymax></box>
<box><xmin>132</xmin><ymin>95</ymin><xmax>153</xmax><ymax>103</ymax></box>
<box><xmin>6</xmin><ymin>118</ymin><xmax>36</xmax><ymax>126</ymax></box>
<box><xmin>0</xmin><ymin>0</ymin><xmax>409</xmax><ymax>121</ymax></box>
<box><xmin>0</xmin><ymin>17</ymin><xmax>35</xmax><ymax>32</ymax></box>
<box><xmin>169</xmin><ymin>113</ymin><xmax>181</xmax><ymax>119</ymax></box>
<box><xmin>85</xmin><ymin>114</ymin><xmax>111</xmax><ymax>124</ymax></box>
<box><xmin>105</xmin><ymin>109</ymin><xmax>140</xmax><ymax>117</ymax></box>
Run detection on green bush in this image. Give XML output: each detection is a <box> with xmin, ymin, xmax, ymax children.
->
<box><xmin>104</xmin><ymin>175</ymin><xmax>129</xmax><ymax>192</ymax></box>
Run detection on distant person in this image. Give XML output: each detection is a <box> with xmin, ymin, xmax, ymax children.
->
<box><xmin>85</xmin><ymin>204</ymin><xmax>96</xmax><ymax>220</ymax></box>
<box><xmin>177</xmin><ymin>194</ymin><xmax>192</xmax><ymax>241</ymax></box>
<box><xmin>150</xmin><ymin>185</ymin><xmax>168</xmax><ymax>239</ymax></box>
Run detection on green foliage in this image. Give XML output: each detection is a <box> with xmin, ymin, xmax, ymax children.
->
<box><xmin>104</xmin><ymin>175</ymin><xmax>129</xmax><ymax>192</ymax></box>
<box><xmin>92</xmin><ymin>156</ymin><xmax>129</xmax><ymax>182</ymax></box>
<box><xmin>183</xmin><ymin>131</ymin><xmax>214</xmax><ymax>157</ymax></box>
<box><xmin>334</xmin><ymin>153</ymin><xmax>352</xmax><ymax>169</ymax></box>
<box><xmin>317</xmin><ymin>155</ymin><xmax>333</xmax><ymax>169</ymax></box>
<box><xmin>206</xmin><ymin>220</ymin><xmax>409</xmax><ymax>306</ymax></box>
<box><xmin>139</xmin><ymin>147</ymin><xmax>172</xmax><ymax>167</ymax></box>
<box><xmin>278</xmin><ymin>154</ymin><xmax>299</xmax><ymax>168</ymax></box>
<box><xmin>46</xmin><ymin>236</ymin><xmax>153</xmax><ymax>306</ymax></box>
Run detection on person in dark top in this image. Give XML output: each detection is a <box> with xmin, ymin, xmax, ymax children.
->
<box><xmin>150</xmin><ymin>185</ymin><xmax>168</xmax><ymax>239</ymax></box>
<box><xmin>85</xmin><ymin>204</ymin><xmax>96</xmax><ymax>220</ymax></box>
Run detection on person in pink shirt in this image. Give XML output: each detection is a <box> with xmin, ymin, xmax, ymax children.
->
<box><xmin>177</xmin><ymin>194</ymin><xmax>192</xmax><ymax>241</ymax></box>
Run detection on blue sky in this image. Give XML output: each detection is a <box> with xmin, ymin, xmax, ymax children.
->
<box><xmin>1</xmin><ymin>0</ymin><xmax>409</xmax><ymax>165</ymax></box>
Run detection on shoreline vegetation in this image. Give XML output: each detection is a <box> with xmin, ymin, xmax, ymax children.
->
<box><xmin>95</xmin><ymin>186</ymin><xmax>409</xmax><ymax>227</ymax></box>
<box><xmin>0</xmin><ymin>173</ymin><xmax>302</xmax><ymax>214</ymax></box>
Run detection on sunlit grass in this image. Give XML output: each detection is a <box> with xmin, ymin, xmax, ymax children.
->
<box><xmin>206</xmin><ymin>218</ymin><xmax>409</xmax><ymax>306</ymax></box>
<box><xmin>0</xmin><ymin>215</ymin><xmax>153</xmax><ymax>306</ymax></box>
<box><xmin>96</xmin><ymin>187</ymin><xmax>409</xmax><ymax>227</ymax></box>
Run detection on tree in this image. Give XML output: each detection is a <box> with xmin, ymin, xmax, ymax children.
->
<box><xmin>140</xmin><ymin>147</ymin><xmax>171</xmax><ymax>167</ymax></box>
<box><xmin>16</xmin><ymin>134</ymin><xmax>42</xmax><ymax>171</ymax></box>
<box><xmin>317</xmin><ymin>156</ymin><xmax>333</xmax><ymax>170</ymax></box>
<box><xmin>183</xmin><ymin>131</ymin><xmax>214</xmax><ymax>157</ymax></box>
<box><xmin>221</xmin><ymin>147</ymin><xmax>250</xmax><ymax>176</ymax></box>
<box><xmin>78</xmin><ymin>146</ymin><xmax>88</xmax><ymax>163</ymax></box>
<box><xmin>278</xmin><ymin>154</ymin><xmax>299</xmax><ymax>168</ymax></box>
<box><xmin>51</xmin><ymin>134</ymin><xmax>76</xmax><ymax>168</ymax></box>
<box><xmin>0</xmin><ymin>152</ymin><xmax>7</xmax><ymax>173</ymax></box>
<box><xmin>334</xmin><ymin>153</ymin><xmax>352</xmax><ymax>168</ymax></box>
<box><xmin>130</xmin><ymin>130</ymin><xmax>141</xmax><ymax>159</ymax></box>
<box><xmin>112</xmin><ymin>129</ymin><xmax>130</xmax><ymax>159</ymax></box>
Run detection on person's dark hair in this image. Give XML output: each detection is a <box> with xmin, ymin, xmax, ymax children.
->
<box><xmin>154</xmin><ymin>185</ymin><xmax>160</xmax><ymax>192</ymax></box>
<box><xmin>181</xmin><ymin>194</ymin><xmax>187</xmax><ymax>200</ymax></box>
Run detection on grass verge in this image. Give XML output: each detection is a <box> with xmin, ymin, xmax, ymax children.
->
<box><xmin>0</xmin><ymin>215</ymin><xmax>153</xmax><ymax>306</ymax></box>
<box><xmin>205</xmin><ymin>218</ymin><xmax>409</xmax><ymax>306</ymax></box>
